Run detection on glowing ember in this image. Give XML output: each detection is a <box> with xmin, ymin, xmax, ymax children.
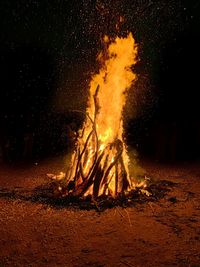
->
<box><xmin>63</xmin><ymin>32</ymin><xmax>144</xmax><ymax>198</ymax></box>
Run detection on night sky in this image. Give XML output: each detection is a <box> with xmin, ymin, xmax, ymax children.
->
<box><xmin>0</xmin><ymin>0</ymin><xmax>200</xmax><ymax>161</ymax></box>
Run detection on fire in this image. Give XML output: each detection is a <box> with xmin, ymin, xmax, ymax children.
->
<box><xmin>65</xmin><ymin>32</ymin><xmax>139</xmax><ymax>198</ymax></box>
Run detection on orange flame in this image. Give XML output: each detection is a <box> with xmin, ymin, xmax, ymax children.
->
<box><xmin>88</xmin><ymin>32</ymin><xmax>137</xmax><ymax>144</ymax></box>
<box><xmin>66</xmin><ymin>32</ymin><xmax>138</xmax><ymax>197</ymax></box>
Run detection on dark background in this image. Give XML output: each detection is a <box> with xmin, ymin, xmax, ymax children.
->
<box><xmin>0</xmin><ymin>0</ymin><xmax>200</xmax><ymax>163</ymax></box>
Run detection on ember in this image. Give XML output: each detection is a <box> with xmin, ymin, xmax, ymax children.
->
<box><xmin>51</xmin><ymin>33</ymin><xmax>148</xmax><ymax>199</ymax></box>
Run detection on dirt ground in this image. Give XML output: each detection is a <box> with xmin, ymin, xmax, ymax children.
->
<box><xmin>0</xmin><ymin>156</ymin><xmax>200</xmax><ymax>267</ymax></box>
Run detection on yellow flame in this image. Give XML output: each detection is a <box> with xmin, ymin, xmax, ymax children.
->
<box><xmin>67</xmin><ymin>32</ymin><xmax>138</xmax><ymax>197</ymax></box>
<box><xmin>87</xmin><ymin>33</ymin><xmax>137</xmax><ymax>145</ymax></box>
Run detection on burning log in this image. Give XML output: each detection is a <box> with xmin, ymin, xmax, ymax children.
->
<box><xmin>64</xmin><ymin>89</ymin><xmax>131</xmax><ymax>198</ymax></box>
<box><xmin>50</xmin><ymin>32</ymin><xmax>149</xmax><ymax>201</ymax></box>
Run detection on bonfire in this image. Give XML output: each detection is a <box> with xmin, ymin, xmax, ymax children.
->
<box><xmin>49</xmin><ymin>32</ymin><xmax>148</xmax><ymax>200</ymax></box>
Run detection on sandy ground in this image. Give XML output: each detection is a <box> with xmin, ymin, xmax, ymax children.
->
<box><xmin>0</xmin><ymin>156</ymin><xmax>200</xmax><ymax>267</ymax></box>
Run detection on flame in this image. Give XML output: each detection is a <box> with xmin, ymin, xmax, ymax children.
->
<box><xmin>88</xmin><ymin>32</ymin><xmax>137</xmax><ymax>144</ymax></box>
<box><xmin>66</xmin><ymin>32</ymin><xmax>138</xmax><ymax>198</ymax></box>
